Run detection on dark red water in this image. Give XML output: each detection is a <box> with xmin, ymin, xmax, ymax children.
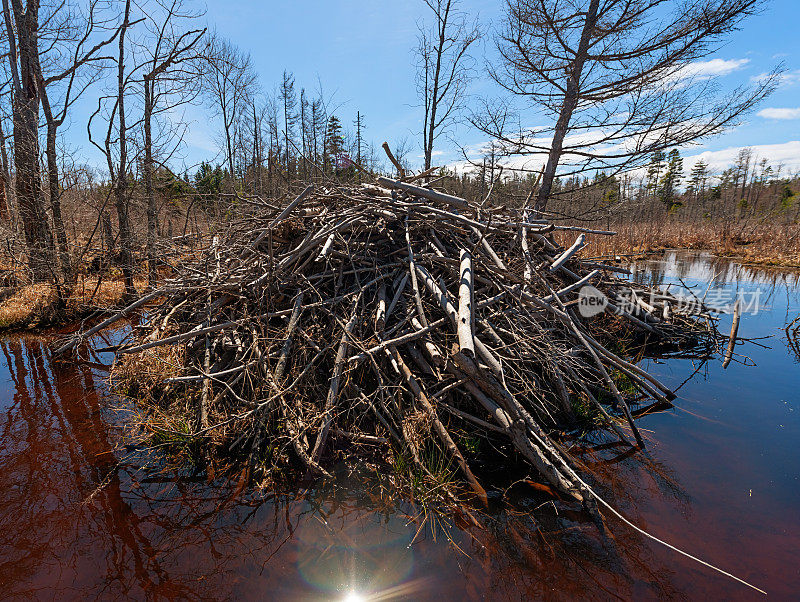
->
<box><xmin>1</xmin><ymin>252</ymin><xmax>798</xmax><ymax>600</ymax></box>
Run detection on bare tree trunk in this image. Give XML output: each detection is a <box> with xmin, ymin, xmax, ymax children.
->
<box><xmin>43</xmin><ymin>106</ymin><xmax>72</xmax><ymax>284</ymax></box>
<box><xmin>535</xmin><ymin>0</ymin><xmax>599</xmax><ymax>212</ymax></box>
<box><xmin>424</xmin><ymin>2</ymin><xmax>449</xmax><ymax>171</ymax></box>
<box><xmin>4</xmin><ymin>0</ymin><xmax>56</xmax><ymax>282</ymax></box>
<box><xmin>144</xmin><ymin>75</ymin><xmax>157</xmax><ymax>289</ymax></box>
<box><xmin>115</xmin><ymin>0</ymin><xmax>135</xmax><ymax>298</ymax></box>
<box><xmin>0</xmin><ymin>117</ymin><xmax>12</xmax><ymax>222</ymax></box>
<box><xmin>102</xmin><ymin>211</ymin><xmax>114</xmax><ymax>254</ymax></box>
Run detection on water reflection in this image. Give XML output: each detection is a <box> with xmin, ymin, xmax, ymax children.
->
<box><xmin>0</xmin><ymin>251</ymin><xmax>798</xmax><ymax>599</ymax></box>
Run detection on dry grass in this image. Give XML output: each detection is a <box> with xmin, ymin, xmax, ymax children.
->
<box><xmin>0</xmin><ymin>274</ymin><xmax>150</xmax><ymax>330</ymax></box>
<box><xmin>0</xmin><ymin>284</ymin><xmax>56</xmax><ymax>328</ymax></box>
<box><xmin>113</xmin><ymin>342</ymin><xmax>186</xmax><ymax>399</ymax></box>
<box><xmin>558</xmin><ymin>220</ymin><xmax>800</xmax><ymax>268</ymax></box>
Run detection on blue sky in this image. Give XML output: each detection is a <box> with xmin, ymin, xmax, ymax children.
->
<box><xmin>69</xmin><ymin>0</ymin><xmax>800</xmax><ymax>177</ymax></box>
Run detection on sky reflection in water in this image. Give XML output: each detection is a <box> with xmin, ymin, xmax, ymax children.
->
<box><xmin>0</xmin><ymin>251</ymin><xmax>798</xmax><ymax>600</ymax></box>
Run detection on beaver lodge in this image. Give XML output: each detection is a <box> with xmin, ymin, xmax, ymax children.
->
<box><xmin>53</xmin><ymin>176</ymin><xmax>763</xmax><ymax>592</ymax></box>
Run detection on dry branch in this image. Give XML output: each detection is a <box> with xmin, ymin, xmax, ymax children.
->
<box><xmin>62</xmin><ymin>178</ymin><xmax>725</xmax><ymax>522</ymax></box>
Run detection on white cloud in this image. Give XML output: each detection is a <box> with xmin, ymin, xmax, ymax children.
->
<box><xmin>683</xmin><ymin>141</ymin><xmax>800</xmax><ymax>174</ymax></box>
<box><xmin>751</xmin><ymin>69</ymin><xmax>800</xmax><ymax>87</ymax></box>
<box><xmin>757</xmin><ymin>107</ymin><xmax>800</xmax><ymax>120</ymax></box>
<box><xmin>675</xmin><ymin>58</ymin><xmax>750</xmax><ymax>81</ymax></box>
<box><xmin>450</xmin><ymin>139</ymin><xmax>800</xmax><ymax>180</ymax></box>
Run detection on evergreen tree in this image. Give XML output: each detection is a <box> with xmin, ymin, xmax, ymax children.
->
<box><xmin>194</xmin><ymin>162</ymin><xmax>225</xmax><ymax>213</ymax></box>
<box><xmin>325</xmin><ymin>115</ymin><xmax>344</xmax><ymax>171</ymax></box>
<box><xmin>658</xmin><ymin>149</ymin><xmax>683</xmax><ymax>211</ymax></box>
<box><xmin>646</xmin><ymin>150</ymin><xmax>665</xmax><ymax>200</ymax></box>
<box><xmin>353</xmin><ymin>111</ymin><xmax>365</xmax><ymax>166</ymax></box>
<box><xmin>688</xmin><ymin>160</ymin><xmax>709</xmax><ymax>201</ymax></box>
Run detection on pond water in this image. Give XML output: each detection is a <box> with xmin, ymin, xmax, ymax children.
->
<box><xmin>0</xmin><ymin>252</ymin><xmax>798</xmax><ymax>600</ymax></box>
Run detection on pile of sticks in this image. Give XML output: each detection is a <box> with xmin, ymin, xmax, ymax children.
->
<box><xmin>55</xmin><ymin>177</ymin><xmax>718</xmax><ymax>509</ymax></box>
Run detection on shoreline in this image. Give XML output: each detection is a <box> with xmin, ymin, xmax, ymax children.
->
<box><xmin>1</xmin><ymin>246</ymin><xmax>797</xmax><ymax>336</ymax></box>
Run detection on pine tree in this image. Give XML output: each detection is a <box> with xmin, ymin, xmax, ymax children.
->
<box><xmin>353</xmin><ymin>111</ymin><xmax>365</xmax><ymax>166</ymax></box>
<box><xmin>646</xmin><ymin>150</ymin><xmax>665</xmax><ymax>200</ymax></box>
<box><xmin>658</xmin><ymin>149</ymin><xmax>683</xmax><ymax>211</ymax></box>
<box><xmin>688</xmin><ymin>160</ymin><xmax>708</xmax><ymax>202</ymax></box>
<box><xmin>325</xmin><ymin>115</ymin><xmax>344</xmax><ymax>172</ymax></box>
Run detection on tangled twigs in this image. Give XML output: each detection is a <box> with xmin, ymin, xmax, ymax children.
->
<box><xmin>51</xmin><ymin>175</ymin><xmax>770</xmax><ymax>593</ymax></box>
<box><xmin>55</xmin><ymin>176</ymin><xmax>726</xmax><ymax>493</ymax></box>
<box><xmin>50</xmin><ymin>177</ymin><xmax>772</xmax><ymax>576</ymax></box>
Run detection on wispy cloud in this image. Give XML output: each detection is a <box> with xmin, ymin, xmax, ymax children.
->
<box><xmin>450</xmin><ymin>137</ymin><xmax>800</xmax><ymax>178</ymax></box>
<box><xmin>683</xmin><ymin>141</ymin><xmax>800</xmax><ymax>173</ymax></box>
<box><xmin>757</xmin><ymin>107</ymin><xmax>800</xmax><ymax>120</ymax></box>
<box><xmin>674</xmin><ymin>58</ymin><xmax>750</xmax><ymax>81</ymax></box>
<box><xmin>751</xmin><ymin>69</ymin><xmax>800</xmax><ymax>87</ymax></box>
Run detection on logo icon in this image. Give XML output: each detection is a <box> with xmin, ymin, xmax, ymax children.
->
<box><xmin>577</xmin><ymin>285</ymin><xmax>608</xmax><ymax>317</ymax></box>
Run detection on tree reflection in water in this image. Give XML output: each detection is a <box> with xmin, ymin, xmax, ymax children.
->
<box><xmin>1</xmin><ymin>250</ymin><xmax>799</xmax><ymax>600</ymax></box>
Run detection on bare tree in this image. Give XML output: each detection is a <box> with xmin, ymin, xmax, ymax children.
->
<box><xmin>246</xmin><ymin>96</ymin><xmax>267</xmax><ymax>194</ymax></box>
<box><xmin>0</xmin><ymin>90</ymin><xmax>13</xmax><ymax>222</ymax></box>
<box><xmin>280</xmin><ymin>70</ymin><xmax>297</xmax><ymax>182</ymax></box>
<box><xmin>36</xmin><ymin>0</ymin><xmax>120</xmax><ymax>284</ymax></box>
<box><xmin>2</xmin><ymin>0</ymin><xmax>56</xmax><ymax>281</ymax></box>
<box><xmin>476</xmin><ymin>0</ymin><xmax>779</xmax><ymax>211</ymax></box>
<box><xmin>112</xmin><ymin>0</ymin><xmax>135</xmax><ymax>297</ymax></box>
<box><xmin>415</xmin><ymin>0</ymin><xmax>479</xmax><ymax>171</ymax></box>
<box><xmin>140</xmin><ymin>0</ymin><xmax>204</xmax><ymax>287</ymax></box>
<box><xmin>203</xmin><ymin>32</ymin><xmax>257</xmax><ymax>182</ymax></box>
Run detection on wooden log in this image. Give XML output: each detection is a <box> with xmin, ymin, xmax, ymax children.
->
<box><xmin>411</xmin><ymin>316</ymin><xmax>444</xmax><ymax>366</ymax></box>
<box><xmin>386</xmin><ymin>272</ymin><xmax>408</xmax><ymax>320</ymax></box>
<box><xmin>457</xmin><ymin>248</ymin><xmax>476</xmax><ymax>357</ymax></box>
<box><xmin>449</xmin><ymin>352</ymin><xmax>585</xmax><ymax>502</ymax></box>
<box><xmin>469</xmin><ymin>225</ymin><xmax>508</xmax><ymax>271</ymax></box>
<box><xmin>406</xmin><ymin>217</ymin><xmax>429</xmax><ymax>328</ymax></box>
<box><xmin>414</xmin><ymin>263</ymin><xmax>505</xmax><ymax>380</ymax></box>
<box><xmin>311</xmin><ymin>299</ymin><xmax>361</xmax><ymax>465</ymax></box>
<box><xmin>456</xmin><ymin>379</ymin><xmax>580</xmax><ymax>501</ymax></box>
<box><xmin>541</xmin><ymin>269</ymin><xmax>600</xmax><ymax>303</ymax></box>
<box><xmin>722</xmin><ymin>298</ymin><xmax>742</xmax><ymax>369</ymax></box>
<box><xmin>549</xmin><ymin>233</ymin><xmax>586</xmax><ymax>272</ymax></box>
<box><xmin>242</xmin><ymin>184</ymin><xmax>314</xmax><ymax>258</ymax></box>
<box><xmin>53</xmin><ymin>288</ymin><xmax>166</xmax><ymax>355</ymax></box>
<box><xmin>348</xmin><ymin>316</ymin><xmax>449</xmax><ymax>364</ymax></box>
<box><xmin>377</xmin><ymin>176</ymin><xmax>469</xmax><ymax>210</ymax></box>
<box><xmin>381</xmin><ymin>142</ymin><xmax>406</xmax><ymax>178</ymax></box>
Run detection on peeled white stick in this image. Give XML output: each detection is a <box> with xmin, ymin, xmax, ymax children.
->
<box><xmin>458</xmin><ymin>248</ymin><xmax>476</xmax><ymax>357</ymax></box>
<box><xmin>374</xmin><ymin>284</ymin><xmax>387</xmax><ymax>333</ymax></box>
<box><xmin>520</xmin><ymin>210</ymin><xmax>532</xmax><ymax>284</ymax></box>
<box><xmin>722</xmin><ymin>298</ymin><xmax>742</xmax><ymax>369</ymax></box>
<box><xmin>414</xmin><ymin>263</ymin><xmax>504</xmax><ymax>380</ymax></box>
<box><xmin>549</xmin><ymin>233</ymin><xmax>586</xmax><ymax>272</ymax></box>
<box><xmin>541</xmin><ymin>269</ymin><xmax>600</xmax><ymax>303</ymax></box>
